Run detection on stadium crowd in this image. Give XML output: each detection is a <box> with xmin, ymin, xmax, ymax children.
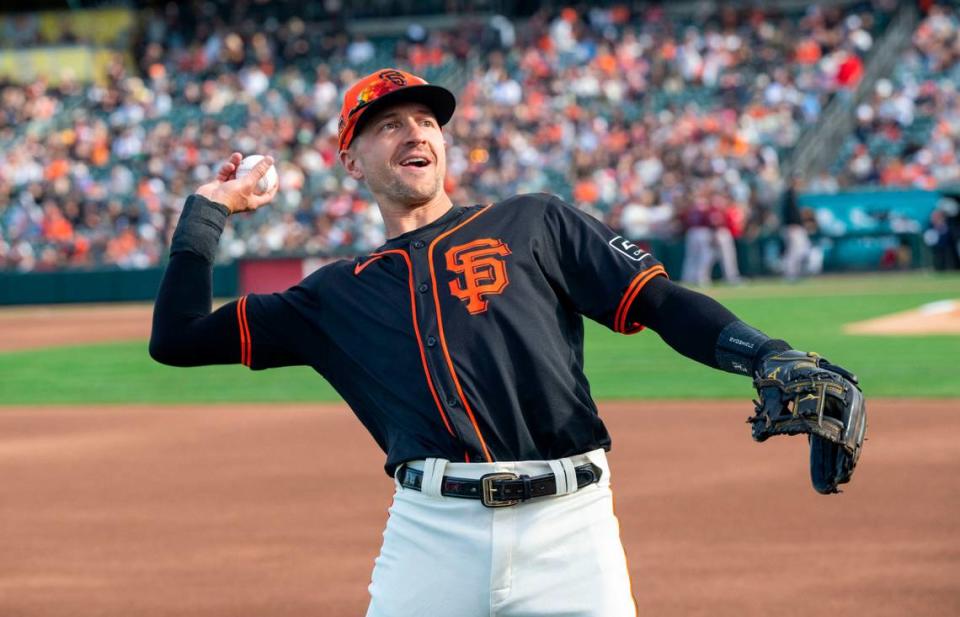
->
<box><xmin>835</xmin><ymin>3</ymin><xmax>960</xmax><ymax>189</ymax></box>
<box><xmin>1</xmin><ymin>1</ymin><xmax>941</xmax><ymax>272</ymax></box>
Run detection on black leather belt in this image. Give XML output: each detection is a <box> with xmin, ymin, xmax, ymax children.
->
<box><xmin>397</xmin><ymin>462</ymin><xmax>603</xmax><ymax>507</ymax></box>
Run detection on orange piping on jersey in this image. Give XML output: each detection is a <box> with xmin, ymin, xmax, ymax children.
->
<box><xmin>356</xmin><ymin>249</ymin><xmax>456</xmax><ymax>437</ymax></box>
<box><xmin>615</xmin><ymin>265</ymin><xmax>666</xmax><ymax>333</ymax></box>
<box><xmin>613</xmin><ymin>268</ymin><xmax>654</xmax><ymax>332</ymax></box>
<box><xmin>614</xmin><ymin>265</ymin><xmax>667</xmax><ymax>334</ymax></box>
<box><xmin>427</xmin><ymin>206</ymin><xmax>495</xmax><ymax>463</ymax></box>
<box><xmin>236</xmin><ymin>298</ymin><xmax>246</xmax><ymax>365</ymax></box>
<box><xmin>237</xmin><ymin>295</ymin><xmax>252</xmax><ymax>367</ymax></box>
<box><xmin>240</xmin><ymin>296</ymin><xmax>252</xmax><ymax>366</ymax></box>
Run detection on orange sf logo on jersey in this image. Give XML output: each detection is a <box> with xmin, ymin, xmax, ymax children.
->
<box><xmin>445</xmin><ymin>239</ymin><xmax>511</xmax><ymax>314</ymax></box>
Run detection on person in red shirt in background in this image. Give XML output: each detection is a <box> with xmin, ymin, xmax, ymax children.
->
<box><xmin>710</xmin><ymin>191</ymin><xmax>743</xmax><ymax>285</ymax></box>
<box><xmin>836</xmin><ymin>45</ymin><xmax>864</xmax><ymax>91</ymax></box>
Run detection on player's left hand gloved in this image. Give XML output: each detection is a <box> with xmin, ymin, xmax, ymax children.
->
<box><xmin>748</xmin><ymin>350</ymin><xmax>867</xmax><ymax>494</ymax></box>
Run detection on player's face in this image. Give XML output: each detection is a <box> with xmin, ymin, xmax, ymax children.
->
<box><xmin>345</xmin><ymin>102</ymin><xmax>447</xmax><ymax>208</ymax></box>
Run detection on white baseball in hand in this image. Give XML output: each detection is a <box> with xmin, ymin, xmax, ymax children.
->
<box><xmin>236</xmin><ymin>154</ymin><xmax>279</xmax><ymax>194</ymax></box>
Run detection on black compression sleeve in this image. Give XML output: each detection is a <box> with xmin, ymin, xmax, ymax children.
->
<box><xmin>628</xmin><ymin>276</ymin><xmax>734</xmax><ymax>367</ymax></box>
<box><xmin>170</xmin><ymin>194</ymin><xmax>229</xmax><ymax>260</ymax></box>
<box><xmin>627</xmin><ymin>276</ymin><xmax>789</xmax><ymax>375</ymax></box>
<box><xmin>149</xmin><ymin>195</ymin><xmax>241</xmax><ymax>367</ymax></box>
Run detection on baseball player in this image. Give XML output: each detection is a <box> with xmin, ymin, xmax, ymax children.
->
<box><xmin>151</xmin><ymin>68</ymin><xmax>864</xmax><ymax>616</ymax></box>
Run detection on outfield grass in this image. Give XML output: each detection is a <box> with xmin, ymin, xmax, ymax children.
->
<box><xmin>1</xmin><ymin>272</ymin><xmax>958</xmax><ymax>404</ymax></box>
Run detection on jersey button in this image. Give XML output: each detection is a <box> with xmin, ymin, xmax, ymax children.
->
<box><xmin>412</xmin><ymin>240</ymin><xmax>425</xmax><ymax>249</ymax></box>
<box><xmin>426</xmin><ymin>336</ymin><xmax>437</xmax><ymax>347</ymax></box>
<box><xmin>446</xmin><ymin>396</ymin><xmax>459</xmax><ymax>407</ymax></box>
<box><xmin>418</xmin><ymin>283</ymin><xmax>429</xmax><ymax>293</ymax></box>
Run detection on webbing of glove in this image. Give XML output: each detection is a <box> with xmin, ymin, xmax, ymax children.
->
<box><xmin>749</xmin><ymin>350</ymin><xmax>867</xmax><ymax>494</ymax></box>
<box><xmin>752</xmin><ymin>370</ymin><xmax>848</xmax><ymax>444</ymax></box>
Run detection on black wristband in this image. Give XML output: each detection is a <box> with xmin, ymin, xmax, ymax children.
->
<box><xmin>169</xmin><ymin>194</ymin><xmax>230</xmax><ymax>263</ymax></box>
<box><xmin>715</xmin><ymin>320</ymin><xmax>790</xmax><ymax>376</ymax></box>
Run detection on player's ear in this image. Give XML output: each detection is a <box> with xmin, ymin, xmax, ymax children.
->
<box><xmin>340</xmin><ymin>147</ymin><xmax>364</xmax><ymax>180</ymax></box>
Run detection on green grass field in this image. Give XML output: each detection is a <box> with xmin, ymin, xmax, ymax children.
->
<box><xmin>1</xmin><ymin>272</ymin><xmax>958</xmax><ymax>404</ymax></box>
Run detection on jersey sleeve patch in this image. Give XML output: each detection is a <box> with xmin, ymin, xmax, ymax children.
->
<box><xmin>608</xmin><ymin>235</ymin><xmax>651</xmax><ymax>262</ymax></box>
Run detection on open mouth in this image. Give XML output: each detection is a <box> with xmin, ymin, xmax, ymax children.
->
<box><xmin>399</xmin><ymin>156</ymin><xmax>431</xmax><ymax>168</ymax></box>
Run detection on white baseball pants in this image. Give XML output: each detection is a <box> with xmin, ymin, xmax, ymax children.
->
<box><xmin>365</xmin><ymin>449</ymin><xmax>637</xmax><ymax>617</ymax></box>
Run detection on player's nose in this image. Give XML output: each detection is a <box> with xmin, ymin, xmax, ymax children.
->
<box><xmin>403</xmin><ymin>118</ymin><xmax>429</xmax><ymax>143</ymax></box>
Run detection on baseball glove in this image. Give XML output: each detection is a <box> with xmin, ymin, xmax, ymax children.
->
<box><xmin>749</xmin><ymin>350</ymin><xmax>867</xmax><ymax>494</ymax></box>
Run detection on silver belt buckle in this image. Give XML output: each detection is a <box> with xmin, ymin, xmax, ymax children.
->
<box><xmin>480</xmin><ymin>472</ymin><xmax>520</xmax><ymax>507</ymax></box>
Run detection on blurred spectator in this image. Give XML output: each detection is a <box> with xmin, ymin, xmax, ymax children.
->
<box><xmin>713</xmin><ymin>192</ymin><xmax>743</xmax><ymax>284</ymax></box>
<box><xmin>781</xmin><ymin>176</ymin><xmax>812</xmax><ymax>281</ymax></box>
<box><xmin>680</xmin><ymin>194</ymin><xmax>714</xmax><ymax>286</ymax></box>
<box><xmin>924</xmin><ymin>207</ymin><xmax>960</xmax><ymax>270</ymax></box>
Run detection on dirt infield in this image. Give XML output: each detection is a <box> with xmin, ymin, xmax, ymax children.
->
<box><xmin>0</xmin><ymin>304</ymin><xmax>153</xmax><ymax>352</ymax></box>
<box><xmin>1</xmin><ymin>400</ymin><xmax>958</xmax><ymax>617</ymax></box>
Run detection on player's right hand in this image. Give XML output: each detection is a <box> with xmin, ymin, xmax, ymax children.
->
<box><xmin>195</xmin><ymin>152</ymin><xmax>279</xmax><ymax>214</ymax></box>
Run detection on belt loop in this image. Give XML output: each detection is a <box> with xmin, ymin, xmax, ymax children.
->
<box><xmin>520</xmin><ymin>475</ymin><xmax>533</xmax><ymax>501</ymax></box>
<box><xmin>560</xmin><ymin>457</ymin><xmax>578</xmax><ymax>494</ymax></box>
<box><xmin>548</xmin><ymin>459</ymin><xmax>569</xmax><ymax>495</ymax></box>
<box><xmin>421</xmin><ymin>458</ymin><xmax>448</xmax><ymax>498</ymax></box>
<box><xmin>393</xmin><ymin>463</ymin><xmax>406</xmax><ymax>491</ymax></box>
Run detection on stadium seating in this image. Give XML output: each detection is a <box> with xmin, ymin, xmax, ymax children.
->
<box><xmin>4</xmin><ymin>2</ymin><xmax>948</xmax><ymax>272</ymax></box>
<box><xmin>830</xmin><ymin>5</ymin><xmax>960</xmax><ymax>190</ymax></box>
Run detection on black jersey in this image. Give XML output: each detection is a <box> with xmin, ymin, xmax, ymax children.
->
<box><xmin>153</xmin><ymin>193</ymin><xmax>666</xmax><ymax>474</ymax></box>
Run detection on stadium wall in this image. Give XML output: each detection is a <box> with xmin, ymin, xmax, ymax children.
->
<box><xmin>0</xmin><ymin>264</ymin><xmax>238</xmax><ymax>306</ymax></box>
<box><xmin>238</xmin><ymin>257</ymin><xmax>340</xmax><ymax>294</ymax></box>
